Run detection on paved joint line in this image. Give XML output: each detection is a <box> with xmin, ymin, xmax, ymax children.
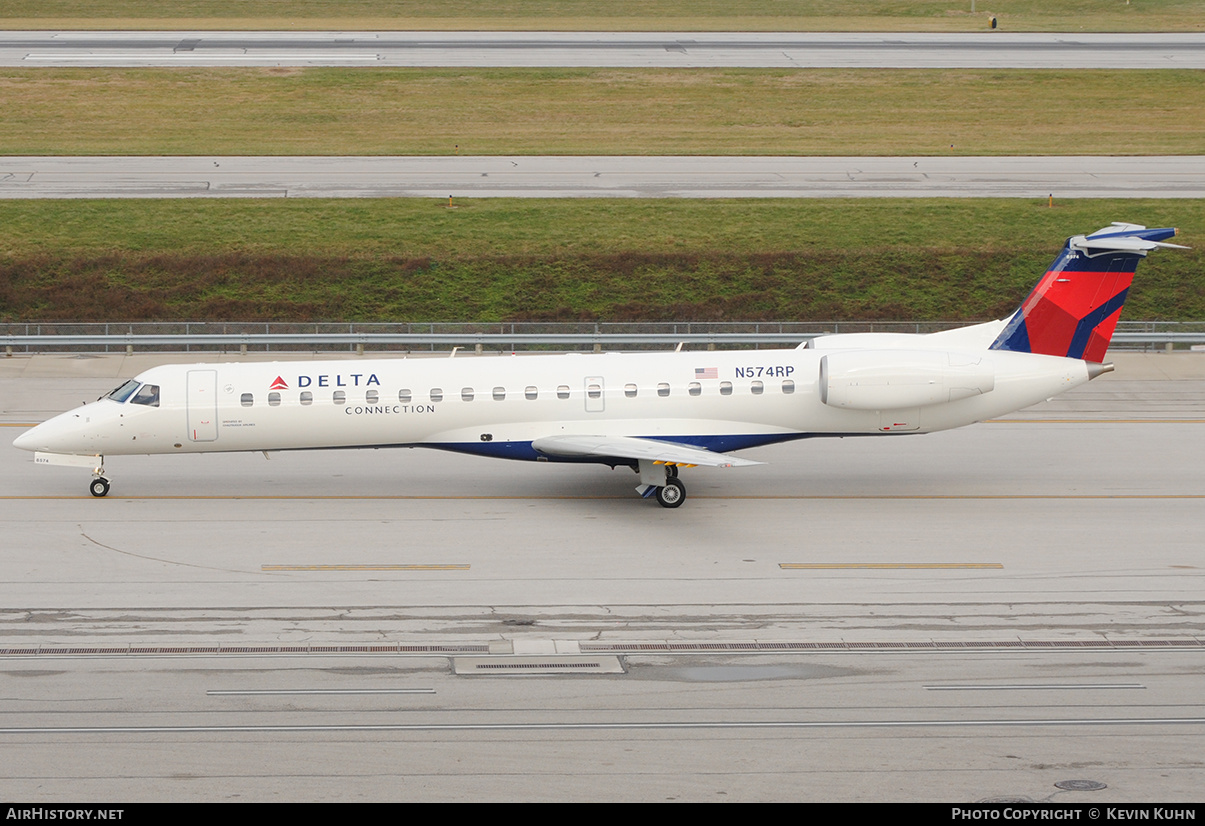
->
<box><xmin>4</xmin><ymin>716</ymin><xmax>1205</xmax><ymax>735</ymax></box>
<box><xmin>780</xmin><ymin>563</ymin><xmax>1003</xmax><ymax>569</ymax></box>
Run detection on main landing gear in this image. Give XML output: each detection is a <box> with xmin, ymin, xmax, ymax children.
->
<box><xmin>637</xmin><ymin>460</ymin><xmax>687</xmax><ymax>509</ymax></box>
<box><xmin>655</xmin><ymin>476</ymin><xmax>686</xmax><ymax>508</ymax></box>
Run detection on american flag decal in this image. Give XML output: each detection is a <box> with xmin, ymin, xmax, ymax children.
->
<box><xmin>695</xmin><ymin>367</ymin><xmax>718</xmax><ymax>379</ymax></box>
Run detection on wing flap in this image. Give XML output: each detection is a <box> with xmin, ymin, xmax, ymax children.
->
<box><xmin>531</xmin><ymin>435</ymin><xmax>761</xmax><ymax>468</ymax></box>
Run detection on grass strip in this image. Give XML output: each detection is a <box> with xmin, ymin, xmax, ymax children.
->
<box><xmin>4</xmin><ymin>0</ymin><xmax>1204</xmax><ymax>32</ymax></box>
<box><xmin>3</xmin><ymin>68</ymin><xmax>1203</xmax><ymax>157</ymax></box>
<box><xmin>2</xmin><ymin>198</ymin><xmax>1202</xmax><ymax>323</ymax></box>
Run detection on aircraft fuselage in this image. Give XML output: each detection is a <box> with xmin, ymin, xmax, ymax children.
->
<box><xmin>16</xmin><ymin>346</ymin><xmax>1090</xmax><ymax>461</ymax></box>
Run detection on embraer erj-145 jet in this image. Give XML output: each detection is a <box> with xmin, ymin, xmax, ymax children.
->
<box><xmin>14</xmin><ymin>224</ymin><xmax>1185</xmax><ymax>508</ymax></box>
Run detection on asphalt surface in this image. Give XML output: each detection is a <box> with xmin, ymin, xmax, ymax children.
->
<box><xmin>4</xmin><ymin>30</ymin><xmax>1205</xmax><ymax>68</ymax></box>
<box><xmin>5</xmin><ymin>25</ymin><xmax>1205</xmax><ymax>802</ymax></box>
<box><xmin>6</xmin><ymin>155</ymin><xmax>1205</xmax><ymax>198</ymax></box>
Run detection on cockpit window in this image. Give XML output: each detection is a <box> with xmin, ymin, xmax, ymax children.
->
<box><xmin>106</xmin><ymin>379</ymin><xmax>140</xmax><ymax>403</ymax></box>
<box><xmin>130</xmin><ymin>384</ymin><xmax>160</xmax><ymax>407</ymax></box>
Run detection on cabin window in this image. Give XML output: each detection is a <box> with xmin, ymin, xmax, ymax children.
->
<box><xmin>366</xmin><ymin>390</ymin><xmax>379</xmax><ymax>404</ymax></box>
<box><xmin>462</xmin><ymin>387</ymin><xmax>474</xmax><ymax>402</ymax></box>
<box><xmin>493</xmin><ymin>386</ymin><xmax>506</xmax><ymax>401</ymax></box>
<box><xmin>751</xmin><ymin>381</ymin><xmax>764</xmax><ymax>395</ymax></box>
<box><xmin>657</xmin><ymin>383</ymin><xmax>670</xmax><ymax>397</ymax></box>
<box><xmin>333</xmin><ymin>391</ymin><xmax>346</xmax><ymax>405</ymax></box>
<box><xmin>399</xmin><ymin>389</ymin><xmax>412</xmax><ymax>404</ymax></box>
<box><xmin>557</xmin><ymin>385</ymin><xmax>571</xmax><ymax>400</ymax></box>
<box><xmin>624</xmin><ymin>383</ymin><xmax>638</xmax><ymax>398</ymax></box>
<box><xmin>586</xmin><ymin>384</ymin><xmax>601</xmax><ymax>399</ymax></box>
<box><xmin>300</xmin><ymin>391</ymin><xmax>313</xmax><ymax>406</ymax></box>
<box><xmin>525</xmin><ymin>386</ymin><xmax>538</xmax><ymax>400</ymax></box>
<box><xmin>107</xmin><ymin>379</ymin><xmax>140</xmax><ymax>403</ymax></box>
<box><xmin>720</xmin><ymin>381</ymin><xmax>733</xmax><ymax>396</ymax></box>
<box><xmin>131</xmin><ymin>384</ymin><xmax>160</xmax><ymax>407</ymax></box>
<box><xmin>430</xmin><ymin>388</ymin><xmax>443</xmax><ymax>403</ymax></box>
<box><xmin>688</xmin><ymin>382</ymin><xmax>701</xmax><ymax>397</ymax></box>
<box><xmin>268</xmin><ymin>392</ymin><xmax>281</xmax><ymax>407</ymax></box>
<box><xmin>240</xmin><ymin>393</ymin><xmax>254</xmax><ymax>407</ymax></box>
<box><xmin>782</xmin><ymin>380</ymin><xmax>795</xmax><ymax>394</ymax></box>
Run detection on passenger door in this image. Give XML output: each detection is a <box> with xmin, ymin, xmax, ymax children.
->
<box><xmin>187</xmin><ymin>369</ymin><xmax>218</xmax><ymax>442</ymax></box>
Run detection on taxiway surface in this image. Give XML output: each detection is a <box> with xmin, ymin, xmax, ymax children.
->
<box><xmin>6</xmin><ymin>155</ymin><xmax>1205</xmax><ymax>198</ymax></box>
<box><xmin>4</xmin><ymin>31</ymin><xmax>1205</xmax><ymax>68</ymax></box>
<box><xmin>1</xmin><ymin>352</ymin><xmax>1203</xmax><ymax>800</ymax></box>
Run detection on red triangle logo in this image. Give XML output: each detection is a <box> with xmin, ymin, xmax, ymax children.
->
<box><xmin>270</xmin><ymin>376</ymin><xmax>289</xmax><ymax>390</ymax></box>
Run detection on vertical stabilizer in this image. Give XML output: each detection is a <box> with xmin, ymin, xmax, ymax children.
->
<box><xmin>990</xmin><ymin>224</ymin><xmax>1184</xmax><ymax>362</ymax></box>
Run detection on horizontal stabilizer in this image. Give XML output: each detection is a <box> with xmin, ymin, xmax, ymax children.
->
<box><xmin>1075</xmin><ymin>237</ymin><xmax>1189</xmax><ymax>253</ymax></box>
<box><xmin>1073</xmin><ymin>224</ymin><xmax>1189</xmax><ymax>254</ymax></box>
<box><xmin>531</xmin><ymin>434</ymin><xmax>761</xmax><ymax>468</ymax></box>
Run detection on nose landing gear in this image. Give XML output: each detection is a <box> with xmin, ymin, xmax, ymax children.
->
<box><xmin>89</xmin><ymin>458</ymin><xmax>110</xmax><ymax>497</ymax></box>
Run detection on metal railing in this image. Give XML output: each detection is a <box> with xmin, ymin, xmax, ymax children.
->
<box><xmin>3</xmin><ymin>321</ymin><xmax>1205</xmax><ymax>354</ymax></box>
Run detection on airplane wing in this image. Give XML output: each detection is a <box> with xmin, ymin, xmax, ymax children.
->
<box><xmin>530</xmin><ymin>434</ymin><xmax>762</xmax><ymax>468</ymax></box>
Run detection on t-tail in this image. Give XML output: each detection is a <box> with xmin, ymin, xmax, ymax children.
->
<box><xmin>990</xmin><ymin>224</ymin><xmax>1186</xmax><ymax>363</ymax></box>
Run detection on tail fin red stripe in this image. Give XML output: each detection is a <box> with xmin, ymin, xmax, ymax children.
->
<box><xmin>991</xmin><ymin>225</ymin><xmax>1180</xmax><ymax>360</ymax></box>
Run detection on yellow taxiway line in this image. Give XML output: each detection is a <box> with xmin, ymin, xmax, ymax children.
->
<box><xmin>6</xmin><ymin>419</ymin><xmax>1205</xmax><ymax>428</ymax></box>
<box><xmin>987</xmin><ymin>418</ymin><xmax>1205</xmax><ymax>424</ymax></box>
<box><xmin>262</xmin><ymin>564</ymin><xmax>469</xmax><ymax>571</ymax></box>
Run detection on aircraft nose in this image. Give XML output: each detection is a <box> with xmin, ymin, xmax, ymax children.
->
<box><xmin>11</xmin><ymin>412</ymin><xmax>85</xmax><ymax>454</ymax></box>
<box><xmin>12</xmin><ymin>426</ymin><xmax>38</xmax><ymax>452</ymax></box>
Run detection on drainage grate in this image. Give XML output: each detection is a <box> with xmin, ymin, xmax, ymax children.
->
<box><xmin>453</xmin><ymin>656</ymin><xmax>625</xmax><ymax>675</ymax></box>
<box><xmin>1054</xmin><ymin>779</ymin><xmax>1108</xmax><ymax>791</ymax></box>
<box><xmin>477</xmin><ymin>662</ymin><xmax>599</xmax><ymax>670</ymax></box>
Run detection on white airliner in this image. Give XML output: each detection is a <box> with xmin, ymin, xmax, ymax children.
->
<box><xmin>13</xmin><ymin>224</ymin><xmax>1185</xmax><ymax>507</ymax></box>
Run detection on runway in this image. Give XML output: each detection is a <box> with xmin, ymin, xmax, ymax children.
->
<box><xmin>1</xmin><ymin>352</ymin><xmax>1204</xmax><ymax>800</ymax></box>
<box><xmin>6</xmin><ymin>155</ymin><xmax>1205</xmax><ymax>198</ymax></box>
<box><xmin>4</xmin><ymin>30</ymin><xmax>1205</xmax><ymax>68</ymax></box>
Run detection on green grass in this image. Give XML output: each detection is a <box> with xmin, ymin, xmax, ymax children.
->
<box><xmin>3</xmin><ymin>1</ymin><xmax>1203</xmax><ymax>31</ymax></box>
<box><xmin>2</xmin><ymin>198</ymin><xmax>1201</xmax><ymax>323</ymax></box>
<box><xmin>4</xmin><ymin>68</ymin><xmax>1204</xmax><ymax>157</ymax></box>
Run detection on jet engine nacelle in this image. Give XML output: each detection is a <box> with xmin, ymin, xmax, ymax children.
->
<box><xmin>819</xmin><ymin>350</ymin><xmax>995</xmax><ymax>410</ymax></box>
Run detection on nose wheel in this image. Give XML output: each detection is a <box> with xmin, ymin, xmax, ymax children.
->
<box><xmin>89</xmin><ymin>476</ymin><xmax>111</xmax><ymax>498</ymax></box>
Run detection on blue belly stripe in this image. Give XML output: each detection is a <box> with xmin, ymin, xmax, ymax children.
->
<box><xmin>430</xmin><ymin>432</ymin><xmax>810</xmax><ymax>463</ymax></box>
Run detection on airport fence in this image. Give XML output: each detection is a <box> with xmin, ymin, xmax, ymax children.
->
<box><xmin>3</xmin><ymin>320</ymin><xmax>1205</xmax><ymax>355</ymax></box>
